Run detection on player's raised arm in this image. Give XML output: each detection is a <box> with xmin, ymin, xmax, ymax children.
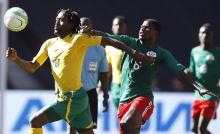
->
<box><xmin>5</xmin><ymin>47</ymin><xmax>40</xmax><ymax>73</ymax></box>
<box><xmin>100</xmin><ymin>37</ymin><xmax>154</xmax><ymax>65</ymax></box>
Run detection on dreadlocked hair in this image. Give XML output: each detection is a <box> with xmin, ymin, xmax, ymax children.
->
<box><xmin>57</xmin><ymin>9</ymin><xmax>81</xmax><ymax>33</ymax></box>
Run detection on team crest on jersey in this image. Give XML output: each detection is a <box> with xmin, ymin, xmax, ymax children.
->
<box><xmin>205</xmin><ymin>54</ymin><xmax>215</xmax><ymax>63</ymax></box>
<box><xmin>132</xmin><ymin>51</ymin><xmax>156</xmax><ymax>71</ymax></box>
<box><xmin>146</xmin><ymin>51</ymin><xmax>157</xmax><ymax>58</ymax></box>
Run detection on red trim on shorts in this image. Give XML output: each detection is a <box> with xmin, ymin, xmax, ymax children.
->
<box><xmin>118</xmin><ymin>96</ymin><xmax>154</xmax><ymax>123</ymax></box>
<box><xmin>191</xmin><ymin>100</ymin><xmax>218</xmax><ymax>120</ymax></box>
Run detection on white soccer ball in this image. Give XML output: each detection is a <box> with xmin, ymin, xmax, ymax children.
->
<box><xmin>4</xmin><ymin>7</ymin><xmax>28</xmax><ymax>32</ymax></box>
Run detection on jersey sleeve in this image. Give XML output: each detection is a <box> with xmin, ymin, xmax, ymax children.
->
<box><xmin>188</xmin><ymin>49</ymin><xmax>195</xmax><ymax>74</ymax></box>
<box><xmin>163</xmin><ymin>49</ymin><xmax>185</xmax><ymax>73</ymax></box>
<box><xmin>32</xmin><ymin>39</ymin><xmax>50</xmax><ymax>66</ymax></box>
<box><xmin>99</xmin><ymin>47</ymin><xmax>109</xmax><ymax>72</ymax></box>
<box><xmin>73</xmin><ymin>34</ymin><xmax>102</xmax><ymax>47</ymax></box>
<box><xmin>107</xmin><ymin>34</ymin><xmax>132</xmax><ymax>46</ymax></box>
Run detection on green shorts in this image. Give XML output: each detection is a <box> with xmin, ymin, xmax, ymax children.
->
<box><xmin>110</xmin><ymin>83</ymin><xmax>121</xmax><ymax>108</ymax></box>
<box><xmin>42</xmin><ymin>87</ymin><xmax>93</xmax><ymax>130</ymax></box>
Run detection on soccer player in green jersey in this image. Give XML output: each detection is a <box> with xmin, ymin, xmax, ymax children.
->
<box><xmin>83</xmin><ymin>19</ymin><xmax>215</xmax><ymax>134</ymax></box>
<box><xmin>186</xmin><ymin>23</ymin><xmax>220</xmax><ymax>134</ymax></box>
<box><xmin>5</xmin><ymin>9</ymin><xmax>154</xmax><ymax>134</ymax></box>
<box><xmin>105</xmin><ymin>16</ymin><xmax>128</xmax><ymax>108</ymax></box>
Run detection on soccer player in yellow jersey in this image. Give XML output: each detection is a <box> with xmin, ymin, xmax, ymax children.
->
<box><xmin>105</xmin><ymin>16</ymin><xmax>128</xmax><ymax>108</ymax></box>
<box><xmin>5</xmin><ymin>9</ymin><xmax>154</xmax><ymax>134</ymax></box>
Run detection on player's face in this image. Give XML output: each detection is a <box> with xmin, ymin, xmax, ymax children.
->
<box><xmin>139</xmin><ymin>21</ymin><xmax>158</xmax><ymax>41</ymax></box>
<box><xmin>112</xmin><ymin>18</ymin><xmax>127</xmax><ymax>35</ymax></box>
<box><xmin>199</xmin><ymin>26</ymin><xmax>213</xmax><ymax>45</ymax></box>
<box><xmin>54</xmin><ymin>11</ymin><xmax>74</xmax><ymax>37</ymax></box>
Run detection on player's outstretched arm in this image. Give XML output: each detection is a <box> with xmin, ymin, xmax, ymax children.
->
<box><xmin>80</xmin><ymin>27</ymin><xmax>155</xmax><ymax>65</ymax></box>
<box><xmin>5</xmin><ymin>47</ymin><xmax>40</xmax><ymax>73</ymax></box>
<box><xmin>178</xmin><ymin>69</ymin><xmax>219</xmax><ymax>98</ymax></box>
<box><xmin>80</xmin><ymin>26</ymin><xmax>108</xmax><ymax>37</ymax></box>
<box><xmin>101</xmin><ymin>37</ymin><xmax>155</xmax><ymax>65</ymax></box>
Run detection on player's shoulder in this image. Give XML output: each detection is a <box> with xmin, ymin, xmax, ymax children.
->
<box><xmin>190</xmin><ymin>46</ymin><xmax>201</xmax><ymax>54</ymax></box>
<box><xmin>43</xmin><ymin>37</ymin><xmax>58</xmax><ymax>46</ymax></box>
<box><xmin>157</xmin><ymin>47</ymin><xmax>171</xmax><ymax>54</ymax></box>
<box><xmin>192</xmin><ymin>46</ymin><xmax>200</xmax><ymax>51</ymax></box>
<box><xmin>125</xmin><ymin>35</ymin><xmax>137</xmax><ymax>41</ymax></box>
<box><xmin>45</xmin><ymin>37</ymin><xmax>57</xmax><ymax>42</ymax></box>
<box><xmin>156</xmin><ymin>47</ymin><xmax>176</xmax><ymax>58</ymax></box>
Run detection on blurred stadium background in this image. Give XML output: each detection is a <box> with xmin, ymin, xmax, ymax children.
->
<box><xmin>0</xmin><ymin>0</ymin><xmax>220</xmax><ymax>134</ymax></box>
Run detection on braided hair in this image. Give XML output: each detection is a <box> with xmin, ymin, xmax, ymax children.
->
<box><xmin>57</xmin><ymin>9</ymin><xmax>81</xmax><ymax>33</ymax></box>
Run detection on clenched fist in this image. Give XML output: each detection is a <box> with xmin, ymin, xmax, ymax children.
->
<box><xmin>5</xmin><ymin>47</ymin><xmax>17</xmax><ymax>61</ymax></box>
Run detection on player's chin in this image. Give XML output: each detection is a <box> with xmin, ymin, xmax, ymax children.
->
<box><xmin>139</xmin><ymin>36</ymin><xmax>146</xmax><ymax>41</ymax></box>
<box><xmin>54</xmin><ymin>29</ymin><xmax>59</xmax><ymax>35</ymax></box>
<box><xmin>139</xmin><ymin>35</ymin><xmax>152</xmax><ymax>41</ymax></box>
<box><xmin>139</xmin><ymin>35</ymin><xmax>143</xmax><ymax>40</ymax></box>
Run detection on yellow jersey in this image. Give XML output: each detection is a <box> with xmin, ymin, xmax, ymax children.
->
<box><xmin>33</xmin><ymin>34</ymin><xmax>102</xmax><ymax>94</ymax></box>
<box><xmin>105</xmin><ymin>46</ymin><xmax>123</xmax><ymax>84</ymax></box>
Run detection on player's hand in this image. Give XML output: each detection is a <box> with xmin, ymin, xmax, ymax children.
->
<box><xmin>193</xmin><ymin>82</ymin><xmax>219</xmax><ymax>98</ymax></box>
<box><xmin>103</xmin><ymin>98</ymin><xmax>108</xmax><ymax>112</ymax></box>
<box><xmin>133</xmin><ymin>51</ymin><xmax>155</xmax><ymax>65</ymax></box>
<box><xmin>199</xmin><ymin>88</ymin><xmax>219</xmax><ymax>98</ymax></box>
<box><xmin>79</xmin><ymin>26</ymin><xmax>92</xmax><ymax>35</ymax></box>
<box><xmin>198</xmin><ymin>88</ymin><xmax>209</xmax><ymax>96</ymax></box>
<box><xmin>103</xmin><ymin>93</ymin><xmax>109</xmax><ymax>112</ymax></box>
<box><xmin>5</xmin><ymin>47</ymin><xmax>17</xmax><ymax>61</ymax></box>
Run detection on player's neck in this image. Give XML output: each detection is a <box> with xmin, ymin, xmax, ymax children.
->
<box><xmin>140</xmin><ymin>40</ymin><xmax>157</xmax><ymax>48</ymax></box>
<box><xmin>59</xmin><ymin>30</ymin><xmax>76</xmax><ymax>39</ymax></box>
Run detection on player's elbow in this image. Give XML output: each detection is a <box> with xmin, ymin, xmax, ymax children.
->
<box><xmin>28</xmin><ymin>62</ymin><xmax>40</xmax><ymax>73</ymax></box>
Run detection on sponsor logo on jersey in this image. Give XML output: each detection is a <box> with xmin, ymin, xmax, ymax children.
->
<box><xmin>146</xmin><ymin>51</ymin><xmax>157</xmax><ymax>58</ymax></box>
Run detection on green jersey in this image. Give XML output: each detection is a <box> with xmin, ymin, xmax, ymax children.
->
<box><xmin>109</xmin><ymin>35</ymin><xmax>185</xmax><ymax>102</ymax></box>
<box><xmin>189</xmin><ymin>46</ymin><xmax>220</xmax><ymax>102</ymax></box>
